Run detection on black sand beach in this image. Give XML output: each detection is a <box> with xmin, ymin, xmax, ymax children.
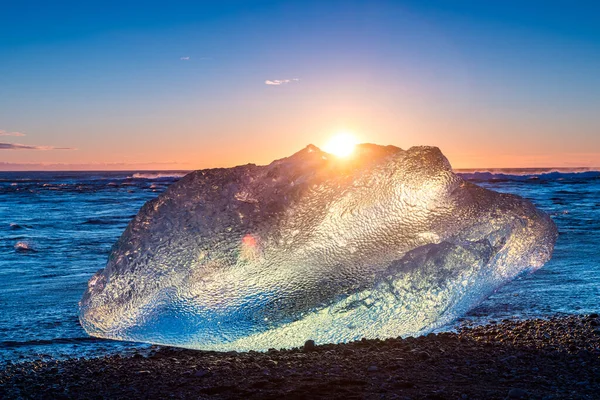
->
<box><xmin>1</xmin><ymin>315</ymin><xmax>599</xmax><ymax>399</ymax></box>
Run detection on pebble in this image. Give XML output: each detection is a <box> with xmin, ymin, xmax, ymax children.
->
<box><xmin>303</xmin><ymin>340</ymin><xmax>316</xmax><ymax>352</ymax></box>
<box><xmin>193</xmin><ymin>369</ymin><xmax>210</xmax><ymax>378</ymax></box>
<box><xmin>1</xmin><ymin>315</ymin><xmax>599</xmax><ymax>399</ymax></box>
<box><xmin>507</xmin><ymin>388</ymin><xmax>528</xmax><ymax>398</ymax></box>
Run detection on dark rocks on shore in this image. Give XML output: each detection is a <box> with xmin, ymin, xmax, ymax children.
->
<box><xmin>1</xmin><ymin>315</ymin><xmax>599</xmax><ymax>399</ymax></box>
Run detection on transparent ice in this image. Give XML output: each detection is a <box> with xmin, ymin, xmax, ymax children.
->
<box><xmin>80</xmin><ymin>144</ymin><xmax>557</xmax><ymax>350</ymax></box>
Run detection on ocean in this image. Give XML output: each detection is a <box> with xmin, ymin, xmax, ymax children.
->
<box><xmin>1</xmin><ymin>169</ymin><xmax>599</xmax><ymax>364</ymax></box>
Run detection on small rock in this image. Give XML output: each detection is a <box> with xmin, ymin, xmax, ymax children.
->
<box><xmin>266</xmin><ymin>359</ymin><xmax>278</xmax><ymax>367</ymax></box>
<box><xmin>568</xmin><ymin>344</ymin><xmax>578</xmax><ymax>352</ymax></box>
<box><xmin>194</xmin><ymin>369</ymin><xmax>210</xmax><ymax>378</ymax></box>
<box><xmin>134</xmin><ymin>370</ymin><xmax>151</xmax><ymax>375</ymax></box>
<box><xmin>393</xmin><ymin>381</ymin><xmax>415</xmax><ymax>389</ymax></box>
<box><xmin>425</xmin><ymin>392</ymin><xmax>446</xmax><ymax>400</ymax></box>
<box><xmin>507</xmin><ymin>388</ymin><xmax>528</xmax><ymax>399</ymax></box>
<box><xmin>303</xmin><ymin>340</ymin><xmax>316</xmax><ymax>352</ymax></box>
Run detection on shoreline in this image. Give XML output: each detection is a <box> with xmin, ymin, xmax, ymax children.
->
<box><xmin>2</xmin><ymin>315</ymin><xmax>599</xmax><ymax>399</ymax></box>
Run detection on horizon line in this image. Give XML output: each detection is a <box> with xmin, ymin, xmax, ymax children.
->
<box><xmin>1</xmin><ymin>166</ymin><xmax>600</xmax><ymax>173</ymax></box>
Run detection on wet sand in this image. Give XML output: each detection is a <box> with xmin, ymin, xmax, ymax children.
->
<box><xmin>1</xmin><ymin>315</ymin><xmax>599</xmax><ymax>399</ymax></box>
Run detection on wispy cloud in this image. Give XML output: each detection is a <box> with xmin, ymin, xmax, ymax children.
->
<box><xmin>0</xmin><ymin>142</ymin><xmax>76</xmax><ymax>151</ymax></box>
<box><xmin>0</xmin><ymin>161</ymin><xmax>186</xmax><ymax>171</ymax></box>
<box><xmin>265</xmin><ymin>78</ymin><xmax>300</xmax><ymax>86</ymax></box>
<box><xmin>0</xmin><ymin>130</ymin><xmax>25</xmax><ymax>137</ymax></box>
<box><xmin>180</xmin><ymin>56</ymin><xmax>212</xmax><ymax>61</ymax></box>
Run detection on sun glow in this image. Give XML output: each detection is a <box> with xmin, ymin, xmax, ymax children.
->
<box><xmin>323</xmin><ymin>133</ymin><xmax>359</xmax><ymax>158</ymax></box>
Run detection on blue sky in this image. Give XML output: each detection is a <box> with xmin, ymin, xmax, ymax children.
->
<box><xmin>1</xmin><ymin>0</ymin><xmax>599</xmax><ymax>169</ymax></box>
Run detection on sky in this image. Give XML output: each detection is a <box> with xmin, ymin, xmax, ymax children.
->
<box><xmin>1</xmin><ymin>0</ymin><xmax>599</xmax><ymax>170</ymax></box>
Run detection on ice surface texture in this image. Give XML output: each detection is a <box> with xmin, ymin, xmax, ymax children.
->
<box><xmin>80</xmin><ymin>144</ymin><xmax>557</xmax><ymax>350</ymax></box>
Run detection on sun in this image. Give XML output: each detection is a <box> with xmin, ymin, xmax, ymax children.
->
<box><xmin>323</xmin><ymin>132</ymin><xmax>359</xmax><ymax>158</ymax></box>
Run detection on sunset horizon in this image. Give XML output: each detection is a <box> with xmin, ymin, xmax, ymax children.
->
<box><xmin>3</xmin><ymin>132</ymin><xmax>600</xmax><ymax>172</ymax></box>
<box><xmin>2</xmin><ymin>142</ymin><xmax>600</xmax><ymax>172</ymax></box>
<box><xmin>2</xmin><ymin>1</ymin><xmax>599</xmax><ymax>171</ymax></box>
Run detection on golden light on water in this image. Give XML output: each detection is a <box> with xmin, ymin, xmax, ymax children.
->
<box><xmin>323</xmin><ymin>132</ymin><xmax>359</xmax><ymax>158</ymax></box>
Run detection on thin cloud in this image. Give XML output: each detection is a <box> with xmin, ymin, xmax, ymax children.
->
<box><xmin>0</xmin><ymin>130</ymin><xmax>25</xmax><ymax>137</ymax></box>
<box><xmin>180</xmin><ymin>56</ymin><xmax>190</xmax><ymax>60</ymax></box>
<box><xmin>265</xmin><ymin>78</ymin><xmax>300</xmax><ymax>86</ymax></box>
<box><xmin>0</xmin><ymin>142</ymin><xmax>76</xmax><ymax>151</ymax></box>
<box><xmin>0</xmin><ymin>161</ymin><xmax>186</xmax><ymax>171</ymax></box>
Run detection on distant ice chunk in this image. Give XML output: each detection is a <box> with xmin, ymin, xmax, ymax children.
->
<box><xmin>80</xmin><ymin>144</ymin><xmax>557</xmax><ymax>350</ymax></box>
<box><xmin>15</xmin><ymin>241</ymin><xmax>36</xmax><ymax>252</ymax></box>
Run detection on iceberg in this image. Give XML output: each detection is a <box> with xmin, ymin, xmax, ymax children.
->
<box><xmin>79</xmin><ymin>144</ymin><xmax>557</xmax><ymax>350</ymax></box>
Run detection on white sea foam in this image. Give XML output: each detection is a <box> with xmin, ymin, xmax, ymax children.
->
<box><xmin>129</xmin><ymin>172</ymin><xmax>188</xmax><ymax>179</ymax></box>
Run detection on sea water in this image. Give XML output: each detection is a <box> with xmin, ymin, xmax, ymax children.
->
<box><xmin>1</xmin><ymin>169</ymin><xmax>598</xmax><ymax>363</ymax></box>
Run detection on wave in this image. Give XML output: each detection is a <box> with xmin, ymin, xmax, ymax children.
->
<box><xmin>455</xmin><ymin>167</ymin><xmax>600</xmax><ymax>175</ymax></box>
<box><xmin>82</xmin><ymin>216</ymin><xmax>135</xmax><ymax>225</ymax></box>
<box><xmin>83</xmin><ymin>219</ymin><xmax>119</xmax><ymax>225</ymax></box>
<box><xmin>457</xmin><ymin>169</ymin><xmax>600</xmax><ymax>183</ymax></box>
<box><xmin>9</xmin><ymin>223</ymin><xmax>32</xmax><ymax>230</ymax></box>
<box><xmin>0</xmin><ymin>337</ymin><xmax>109</xmax><ymax>348</ymax></box>
<box><xmin>129</xmin><ymin>172</ymin><xmax>188</xmax><ymax>179</ymax></box>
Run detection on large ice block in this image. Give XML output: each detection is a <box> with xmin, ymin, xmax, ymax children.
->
<box><xmin>80</xmin><ymin>144</ymin><xmax>557</xmax><ymax>350</ymax></box>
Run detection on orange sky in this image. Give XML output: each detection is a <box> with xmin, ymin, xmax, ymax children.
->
<box><xmin>2</xmin><ymin>2</ymin><xmax>599</xmax><ymax>171</ymax></box>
